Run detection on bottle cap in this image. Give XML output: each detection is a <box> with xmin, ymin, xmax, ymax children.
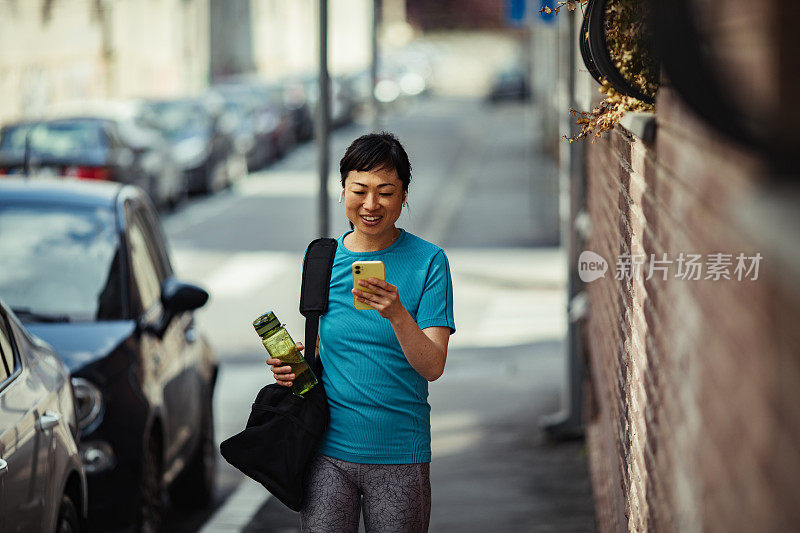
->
<box><xmin>253</xmin><ymin>311</ymin><xmax>281</xmax><ymax>337</ymax></box>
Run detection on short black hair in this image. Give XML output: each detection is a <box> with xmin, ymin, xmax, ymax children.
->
<box><xmin>339</xmin><ymin>132</ymin><xmax>411</xmax><ymax>191</ymax></box>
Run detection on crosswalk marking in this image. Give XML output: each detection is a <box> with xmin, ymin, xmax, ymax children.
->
<box><xmin>199</xmin><ymin>477</ymin><xmax>270</xmax><ymax>533</ymax></box>
<box><xmin>234</xmin><ymin>171</ymin><xmax>341</xmax><ymax>197</ymax></box>
<box><xmin>204</xmin><ymin>253</ymin><xmax>297</xmax><ymax>299</ymax></box>
<box><xmin>447</xmin><ymin>248</ymin><xmax>567</xmax><ymax>348</ymax></box>
<box><xmin>171</xmin><ymin>247</ymin><xmax>567</xmax><ymax>354</ymax></box>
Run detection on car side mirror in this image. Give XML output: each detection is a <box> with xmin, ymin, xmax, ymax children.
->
<box><xmin>161</xmin><ymin>277</ymin><xmax>209</xmax><ymax>313</ymax></box>
<box><xmin>144</xmin><ymin>278</ymin><xmax>209</xmax><ymax>339</ymax></box>
<box><xmin>219</xmin><ymin>113</ymin><xmax>237</xmax><ymax>136</ymax></box>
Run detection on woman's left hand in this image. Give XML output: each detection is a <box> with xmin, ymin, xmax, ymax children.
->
<box><xmin>353</xmin><ymin>278</ymin><xmax>406</xmax><ymax>322</ymax></box>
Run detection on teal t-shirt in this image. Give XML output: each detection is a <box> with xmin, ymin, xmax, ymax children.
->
<box><xmin>317</xmin><ymin>229</ymin><xmax>455</xmax><ymax>464</ymax></box>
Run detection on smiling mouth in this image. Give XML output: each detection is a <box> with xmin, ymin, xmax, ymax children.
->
<box><xmin>360</xmin><ymin>215</ymin><xmax>382</xmax><ymax>225</ymax></box>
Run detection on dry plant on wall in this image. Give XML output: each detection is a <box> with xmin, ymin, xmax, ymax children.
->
<box><xmin>543</xmin><ymin>0</ymin><xmax>659</xmax><ymax>142</ymax></box>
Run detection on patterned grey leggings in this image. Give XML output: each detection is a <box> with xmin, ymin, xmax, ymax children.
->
<box><xmin>300</xmin><ymin>454</ymin><xmax>431</xmax><ymax>533</ymax></box>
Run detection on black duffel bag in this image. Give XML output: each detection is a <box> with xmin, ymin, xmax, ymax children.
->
<box><xmin>220</xmin><ymin>237</ymin><xmax>337</xmax><ymax>512</ymax></box>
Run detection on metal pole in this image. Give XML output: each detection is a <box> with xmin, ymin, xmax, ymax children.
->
<box><xmin>317</xmin><ymin>0</ymin><xmax>330</xmax><ymax>238</ymax></box>
<box><xmin>541</xmin><ymin>7</ymin><xmax>586</xmax><ymax>441</ymax></box>
<box><xmin>23</xmin><ymin>126</ymin><xmax>33</xmax><ymax>176</ymax></box>
<box><xmin>370</xmin><ymin>0</ymin><xmax>380</xmax><ymax>132</ymax></box>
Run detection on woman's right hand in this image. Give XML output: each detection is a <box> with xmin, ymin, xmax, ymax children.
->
<box><xmin>266</xmin><ymin>342</ymin><xmax>303</xmax><ymax>387</ymax></box>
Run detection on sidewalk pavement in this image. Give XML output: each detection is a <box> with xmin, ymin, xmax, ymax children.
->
<box><xmin>234</xmin><ymin>342</ymin><xmax>596</xmax><ymax>533</ymax></box>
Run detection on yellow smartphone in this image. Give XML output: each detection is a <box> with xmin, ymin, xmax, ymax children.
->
<box><xmin>352</xmin><ymin>260</ymin><xmax>385</xmax><ymax>310</ymax></box>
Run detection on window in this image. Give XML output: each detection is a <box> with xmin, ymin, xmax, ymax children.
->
<box><xmin>128</xmin><ymin>219</ymin><xmax>162</xmax><ymax>312</ymax></box>
<box><xmin>0</xmin><ymin>314</ymin><xmax>16</xmax><ymax>383</ymax></box>
<box><xmin>138</xmin><ymin>206</ymin><xmax>171</xmax><ymax>280</ymax></box>
<box><xmin>0</xmin><ymin>119</ymin><xmax>110</xmax><ymax>160</ymax></box>
<box><xmin>143</xmin><ymin>100</ymin><xmax>211</xmax><ymax>142</ymax></box>
<box><xmin>0</xmin><ymin>203</ymin><xmax>122</xmax><ymax>321</ymax></box>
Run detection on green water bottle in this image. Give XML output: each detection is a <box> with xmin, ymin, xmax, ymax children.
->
<box><xmin>253</xmin><ymin>311</ymin><xmax>318</xmax><ymax>397</ymax></box>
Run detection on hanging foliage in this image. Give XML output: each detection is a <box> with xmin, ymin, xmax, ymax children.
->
<box><xmin>543</xmin><ymin>0</ymin><xmax>659</xmax><ymax>141</ymax></box>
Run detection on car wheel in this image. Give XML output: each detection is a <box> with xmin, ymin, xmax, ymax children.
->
<box><xmin>137</xmin><ymin>436</ymin><xmax>164</xmax><ymax>533</ymax></box>
<box><xmin>227</xmin><ymin>153</ymin><xmax>248</xmax><ymax>183</ymax></box>
<box><xmin>168</xmin><ymin>179</ymin><xmax>187</xmax><ymax>211</ymax></box>
<box><xmin>166</xmin><ymin>190</ymin><xmax>182</xmax><ymax>212</ymax></box>
<box><xmin>209</xmin><ymin>161</ymin><xmax>228</xmax><ymax>193</ymax></box>
<box><xmin>170</xmin><ymin>395</ymin><xmax>215</xmax><ymax>508</ymax></box>
<box><xmin>56</xmin><ymin>494</ymin><xmax>81</xmax><ymax>533</ymax></box>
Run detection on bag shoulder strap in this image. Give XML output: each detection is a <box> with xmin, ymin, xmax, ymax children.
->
<box><xmin>299</xmin><ymin>238</ymin><xmax>337</xmax><ymax>372</ymax></box>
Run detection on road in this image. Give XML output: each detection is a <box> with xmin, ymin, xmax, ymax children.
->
<box><xmin>160</xmin><ymin>96</ymin><xmax>593</xmax><ymax>532</ymax></box>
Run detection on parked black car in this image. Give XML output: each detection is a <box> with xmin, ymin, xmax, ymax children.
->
<box><xmin>139</xmin><ymin>97</ymin><xmax>246</xmax><ymax>195</ymax></box>
<box><xmin>255</xmin><ymin>83</ymin><xmax>299</xmax><ymax>157</ymax></box>
<box><xmin>0</xmin><ymin>298</ymin><xmax>88</xmax><ymax>533</ymax></box>
<box><xmin>0</xmin><ymin>111</ymin><xmax>183</xmax><ymax>210</ymax></box>
<box><xmin>0</xmin><ymin>178</ymin><xmax>218</xmax><ymax>531</ymax></box>
<box><xmin>208</xmin><ymin>86</ymin><xmax>267</xmax><ymax>171</ymax></box>
<box><xmin>487</xmin><ymin>67</ymin><xmax>532</xmax><ymax>102</ymax></box>
<box><xmin>210</xmin><ymin>83</ymin><xmax>294</xmax><ymax>171</ymax></box>
<box><xmin>281</xmin><ymin>79</ymin><xmax>315</xmax><ymax>142</ymax></box>
<box><xmin>296</xmin><ymin>74</ymin><xmax>356</xmax><ymax>129</ymax></box>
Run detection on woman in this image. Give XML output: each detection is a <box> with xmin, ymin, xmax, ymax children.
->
<box><xmin>267</xmin><ymin>132</ymin><xmax>455</xmax><ymax>532</ymax></box>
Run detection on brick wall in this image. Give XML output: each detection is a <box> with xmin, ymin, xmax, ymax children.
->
<box><xmin>581</xmin><ymin>1</ymin><xmax>800</xmax><ymax>527</ymax></box>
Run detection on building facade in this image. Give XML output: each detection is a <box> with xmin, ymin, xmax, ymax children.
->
<box><xmin>0</xmin><ymin>0</ymin><xmax>209</xmax><ymax>122</ymax></box>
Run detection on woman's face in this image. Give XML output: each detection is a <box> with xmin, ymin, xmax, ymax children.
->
<box><xmin>343</xmin><ymin>166</ymin><xmax>406</xmax><ymax>239</ymax></box>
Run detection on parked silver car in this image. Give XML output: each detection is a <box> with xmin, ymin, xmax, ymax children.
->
<box><xmin>0</xmin><ymin>298</ymin><xmax>88</xmax><ymax>532</ymax></box>
<box><xmin>0</xmin><ymin>178</ymin><xmax>217</xmax><ymax>530</ymax></box>
<box><xmin>0</xmin><ymin>102</ymin><xmax>184</xmax><ymax>211</ymax></box>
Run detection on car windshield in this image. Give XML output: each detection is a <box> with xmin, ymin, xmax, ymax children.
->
<box><xmin>0</xmin><ymin>203</ymin><xmax>123</xmax><ymax>321</ymax></box>
<box><xmin>0</xmin><ymin>120</ymin><xmax>110</xmax><ymax>162</ymax></box>
<box><xmin>256</xmin><ymin>86</ymin><xmax>283</xmax><ymax>108</ymax></box>
<box><xmin>144</xmin><ymin>101</ymin><xmax>211</xmax><ymax>141</ymax></box>
<box><xmin>222</xmin><ymin>98</ymin><xmax>251</xmax><ymax>118</ymax></box>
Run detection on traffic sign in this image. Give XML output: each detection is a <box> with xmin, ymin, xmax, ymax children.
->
<box><xmin>506</xmin><ymin>0</ymin><xmax>526</xmax><ymax>26</ymax></box>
